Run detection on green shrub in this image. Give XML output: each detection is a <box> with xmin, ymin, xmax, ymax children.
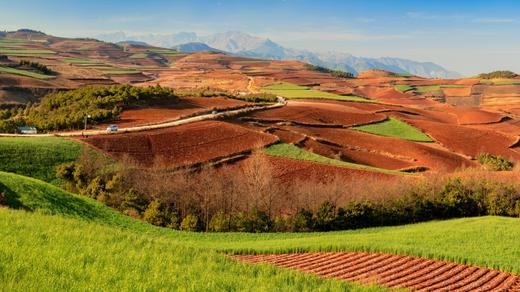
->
<box><xmin>477</xmin><ymin>153</ymin><xmax>514</xmax><ymax>171</ymax></box>
<box><xmin>209</xmin><ymin>211</ymin><xmax>232</xmax><ymax>232</ymax></box>
<box><xmin>233</xmin><ymin>209</ymin><xmax>272</xmax><ymax>233</ymax></box>
<box><xmin>180</xmin><ymin>214</ymin><xmax>200</xmax><ymax>231</ymax></box>
<box><xmin>304</xmin><ymin>64</ymin><xmax>354</xmax><ymax>78</ymax></box>
<box><xmin>143</xmin><ymin>200</ymin><xmax>168</xmax><ymax>226</ymax></box>
<box><xmin>120</xmin><ymin>188</ymin><xmax>148</xmax><ymax>213</ymax></box>
<box><xmin>479</xmin><ymin>70</ymin><xmax>518</xmax><ymax>79</ymax></box>
<box><xmin>287</xmin><ymin>208</ymin><xmax>314</xmax><ymax>232</ymax></box>
<box><xmin>314</xmin><ymin>201</ymin><xmax>337</xmax><ymax>231</ymax></box>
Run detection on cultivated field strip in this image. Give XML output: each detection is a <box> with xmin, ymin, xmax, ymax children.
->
<box><xmin>231</xmin><ymin>252</ymin><xmax>520</xmax><ymax>291</ymax></box>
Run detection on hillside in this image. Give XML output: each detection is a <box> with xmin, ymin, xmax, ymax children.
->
<box><xmin>2</xmin><ymin>171</ymin><xmax>520</xmax><ymax>290</ymax></box>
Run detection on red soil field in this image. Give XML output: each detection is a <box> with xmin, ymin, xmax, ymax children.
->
<box><xmin>232</xmin><ymin>252</ymin><xmax>520</xmax><ymax>292</ymax></box>
<box><xmin>355</xmin><ymin>86</ymin><xmax>438</xmax><ymax>107</ymax></box>
<box><xmin>449</xmin><ymin>107</ymin><xmax>507</xmax><ymax>125</ymax></box>
<box><xmin>261</xmin><ymin>155</ymin><xmax>397</xmax><ymax>183</ymax></box>
<box><xmin>245</xmin><ymin>101</ymin><xmax>387</xmax><ymax>126</ymax></box>
<box><xmin>442</xmin><ymin>87</ymin><xmax>472</xmax><ymax>97</ymax></box>
<box><xmin>98</xmin><ymin>97</ymin><xmax>251</xmax><ymax>128</ymax></box>
<box><xmin>404</xmin><ymin>119</ymin><xmax>520</xmax><ymax>160</ymax></box>
<box><xmin>284</xmin><ymin>126</ymin><xmax>476</xmax><ymax>171</ymax></box>
<box><xmin>301</xmin><ymin>138</ymin><xmax>416</xmax><ymax>171</ymax></box>
<box><xmin>81</xmin><ymin>120</ymin><xmax>278</xmax><ymax>168</ymax></box>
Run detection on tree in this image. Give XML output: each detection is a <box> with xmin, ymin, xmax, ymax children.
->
<box><xmin>180</xmin><ymin>214</ymin><xmax>200</xmax><ymax>231</ymax></box>
<box><xmin>143</xmin><ymin>200</ymin><xmax>168</xmax><ymax>226</ymax></box>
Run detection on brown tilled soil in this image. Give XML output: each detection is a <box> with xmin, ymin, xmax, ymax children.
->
<box><xmin>404</xmin><ymin>119</ymin><xmax>520</xmax><ymax>160</ymax></box>
<box><xmin>245</xmin><ymin>101</ymin><xmax>387</xmax><ymax>126</ymax></box>
<box><xmin>81</xmin><ymin>120</ymin><xmax>278</xmax><ymax>168</ymax></box>
<box><xmin>283</xmin><ymin>126</ymin><xmax>476</xmax><ymax>172</ymax></box>
<box><xmin>232</xmin><ymin>252</ymin><xmax>520</xmax><ymax>292</ymax></box>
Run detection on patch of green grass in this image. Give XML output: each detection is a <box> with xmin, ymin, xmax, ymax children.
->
<box><xmin>264</xmin><ymin>143</ymin><xmax>403</xmax><ymax>174</ymax></box>
<box><xmin>101</xmin><ymin>69</ymin><xmax>141</xmax><ymax>75</ymax></box>
<box><xmin>263</xmin><ymin>82</ymin><xmax>372</xmax><ymax>102</ymax></box>
<box><xmin>413</xmin><ymin>84</ymin><xmax>465</xmax><ymax>94</ymax></box>
<box><xmin>62</xmin><ymin>57</ymin><xmax>99</xmax><ymax>64</ymax></box>
<box><xmin>480</xmin><ymin>79</ymin><xmax>520</xmax><ymax>85</ymax></box>
<box><xmin>353</xmin><ymin>117</ymin><xmax>433</xmax><ymax>142</ymax></box>
<box><xmin>394</xmin><ymin>84</ymin><xmax>414</xmax><ymax>93</ymax></box>
<box><xmin>0</xmin><ymin>48</ymin><xmax>55</xmax><ymax>56</ymax></box>
<box><xmin>0</xmin><ymin>137</ymin><xmax>83</xmax><ymax>185</ymax></box>
<box><xmin>129</xmin><ymin>53</ymin><xmax>148</xmax><ymax>58</ymax></box>
<box><xmin>0</xmin><ymin>66</ymin><xmax>55</xmax><ymax>79</ymax></box>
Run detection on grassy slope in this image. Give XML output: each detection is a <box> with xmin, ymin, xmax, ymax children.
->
<box><xmin>353</xmin><ymin>117</ymin><xmax>433</xmax><ymax>142</ymax></box>
<box><xmin>262</xmin><ymin>83</ymin><xmax>371</xmax><ymax>102</ymax></box>
<box><xmin>1</xmin><ymin>171</ymin><xmax>520</xmax><ymax>291</ymax></box>
<box><xmin>0</xmin><ymin>137</ymin><xmax>83</xmax><ymax>185</ymax></box>
<box><xmin>0</xmin><ymin>66</ymin><xmax>55</xmax><ymax>79</ymax></box>
<box><xmin>264</xmin><ymin>143</ymin><xmax>403</xmax><ymax>175</ymax></box>
<box><xmin>0</xmin><ymin>171</ymin><xmax>379</xmax><ymax>291</ymax></box>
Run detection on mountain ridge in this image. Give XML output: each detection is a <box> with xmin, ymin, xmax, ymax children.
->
<box><xmin>95</xmin><ymin>30</ymin><xmax>461</xmax><ymax>78</ymax></box>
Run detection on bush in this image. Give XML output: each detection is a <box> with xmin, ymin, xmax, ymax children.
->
<box><xmin>143</xmin><ymin>200</ymin><xmax>168</xmax><ymax>226</ymax></box>
<box><xmin>304</xmin><ymin>64</ymin><xmax>354</xmax><ymax>78</ymax></box>
<box><xmin>314</xmin><ymin>201</ymin><xmax>337</xmax><ymax>231</ymax></box>
<box><xmin>19</xmin><ymin>60</ymin><xmax>53</xmax><ymax>75</ymax></box>
<box><xmin>120</xmin><ymin>188</ymin><xmax>148</xmax><ymax>213</ymax></box>
<box><xmin>209</xmin><ymin>211</ymin><xmax>232</xmax><ymax>232</ymax></box>
<box><xmin>479</xmin><ymin>70</ymin><xmax>517</xmax><ymax>79</ymax></box>
<box><xmin>287</xmin><ymin>208</ymin><xmax>314</xmax><ymax>232</ymax></box>
<box><xmin>233</xmin><ymin>209</ymin><xmax>272</xmax><ymax>233</ymax></box>
<box><xmin>180</xmin><ymin>214</ymin><xmax>200</xmax><ymax>231</ymax></box>
<box><xmin>477</xmin><ymin>153</ymin><xmax>514</xmax><ymax>171</ymax></box>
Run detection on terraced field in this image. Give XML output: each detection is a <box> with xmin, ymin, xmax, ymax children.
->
<box><xmin>262</xmin><ymin>82</ymin><xmax>371</xmax><ymax>102</ymax></box>
<box><xmin>233</xmin><ymin>252</ymin><xmax>520</xmax><ymax>291</ymax></box>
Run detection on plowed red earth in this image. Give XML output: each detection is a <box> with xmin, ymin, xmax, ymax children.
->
<box><xmin>284</xmin><ymin>126</ymin><xmax>476</xmax><ymax>171</ymax></box>
<box><xmin>262</xmin><ymin>155</ymin><xmax>397</xmax><ymax>183</ymax></box>
<box><xmin>98</xmin><ymin>97</ymin><xmax>250</xmax><ymax>128</ymax></box>
<box><xmin>232</xmin><ymin>252</ymin><xmax>520</xmax><ymax>292</ymax></box>
<box><xmin>81</xmin><ymin>121</ymin><xmax>278</xmax><ymax>168</ymax></box>
<box><xmin>246</xmin><ymin>101</ymin><xmax>386</xmax><ymax>126</ymax></box>
<box><xmin>404</xmin><ymin>119</ymin><xmax>520</xmax><ymax>160</ymax></box>
<box><xmin>355</xmin><ymin>86</ymin><xmax>437</xmax><ymax>107</ymax></box>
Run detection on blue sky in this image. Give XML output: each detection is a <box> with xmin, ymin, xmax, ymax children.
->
<box><xmin>1</xmin><ymin>0</ymin><xmax>520</xmax><ymax>75</ymax></box>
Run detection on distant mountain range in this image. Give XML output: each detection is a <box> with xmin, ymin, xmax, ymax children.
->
<box><xmin>96</xmin><ymin>31</ymin><xmax>461</xmax><ymax>78</ymax></box>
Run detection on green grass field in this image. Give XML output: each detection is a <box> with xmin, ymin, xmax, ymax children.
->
<box><xmin>0</xmin><ymin>48</ymin><xmax>55</xmax><ymax>56</ymax></box>
<box><xmin>1</xmin><ymin>170</ymin><xmax>520</xmax><ymax>290</ymax></box>
<box><xmin>0</xmin><ymin>137</ymin><xmax>83</xmax><ymax>185</ymax></box>
<box><xmin>0</xmin><ymin>66</ymin><xmax>55</xmax><ymax>79</ymax></box>
<box><xmin>480</xmin><ymin>79</ymin><xmax>520</xmax><ymax>85</ymax></box>
<box><xmin>262</xmin><ymin>83</ymin><xmax>372</xmax><ymax>102</ymax></box>
<box><xmin>264</xmin><ymin>143</ymin><xmax>403</xmax><ymax>175</ymax></box>
<box><xmin>62</xmin><ymin>57</ymin><xmax>99</xmax><ymax>64</ymax></box>
<box><xmin>353</xmin><ymin>117</ymin><xmax>433</xmax><ymax>142</ymax></box>
<box><xmin>101</xmin><ymin>69</ymin><xmax>141</xmax><ymax>75</ymax></box>
<box><xmin>394</xmin><ymin>84</ymin><xmax>414</xmax><ymax>93</ymax></box>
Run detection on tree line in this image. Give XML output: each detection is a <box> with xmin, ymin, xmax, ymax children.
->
<box><xmin>56</xmin><ymin>149</ymin><xmax>520</xmax><ymax>232</ymax></box>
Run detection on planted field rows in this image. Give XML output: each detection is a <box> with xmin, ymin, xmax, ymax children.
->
<box><xmin>233</xmin><ymin>252</ymin><xmax>520</xmax><ymax>292</ymax></box>
<box><xmin>82</xmin><ymin>120</ymin><xmax>278</xmax><ymax>168</ymax></box>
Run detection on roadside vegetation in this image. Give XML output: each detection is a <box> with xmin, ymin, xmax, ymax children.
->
<box><xmin>262</xmin><ymin>82</ymin><xmax>371</xmax><ymax>102</ymax></box>
<box><xmin>0</xmin><ymin>85</ymin><xmax>176</xmax><ymax>132</ymax></box>
<box><xmin>352</xmin><ymin>117</ymin><xmax>433</xmax><ymax>142</ymax></box>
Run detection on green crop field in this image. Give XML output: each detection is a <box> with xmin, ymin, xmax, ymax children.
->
<box><xmin>480</xmin><ymin>79</ymin><xmax>520</xmax><ymax>86</ymax></box>
<box><xmin>1</xmin><ymin>170</ymin><xmax>520</xmax><ymax>290</ymax></box>
<box><xmin>394</xmin><ymin>84</ymin><xmax>414</xmax><ymax>93</ymax></box>
<box><xmin>264</xmin><ymin>143</ymin><xmax>403</xmax><ymax>175</ymax></box>
<box><xmin>101</xmin><ymin>69</ymin><xmax>141</xmax><ymax>75</ymax></box>
<box><xmin>353</xmin><ymin>117</ymin><xmax>433</xmax><ymax>142</ymax></box>
<box><xmin>262</xmin><ymin>83</ymin><xmax>372</xmax><ymax>102</ymax></box>
<box><xmin>0</xmin><ymin>137</ymin><xmax>83</xmax><ymax>185</ymax></box>
<box><xmin>0</xmin><ymin>66</ymin><xmax>55</xmax><ymax>79</ymax></box>
<box><xmin>62</xmin><ymin>57</ymin><xmax>99</xmax><ymax>64</ymax></box>
<box><xmin>0</xmin><ymin>48</ymin><xmax>55</xmax><ymax>56</ymax></box>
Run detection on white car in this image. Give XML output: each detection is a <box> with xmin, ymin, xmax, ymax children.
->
<box><xmin>106</xmin><ymin>125</ymin><xmax>119</xmax><ymax>133</ymax></box>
